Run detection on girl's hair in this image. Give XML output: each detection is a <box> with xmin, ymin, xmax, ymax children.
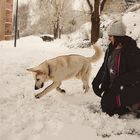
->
<box><xmin>113</xmin><ymin>36</ymin><xmax>126</xmax><ymax>48</ymax></box>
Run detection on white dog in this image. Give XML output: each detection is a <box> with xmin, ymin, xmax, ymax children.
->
<box><xmin>27</xmin><ymin>45</ymin><xmax>102</xmax><ymax>99</ymax></box>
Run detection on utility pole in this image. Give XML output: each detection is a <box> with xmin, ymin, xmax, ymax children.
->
<box><xmin>14</xmin><ymin>0</ymin><xmax>18</xmax><ymax>47</ymax></box>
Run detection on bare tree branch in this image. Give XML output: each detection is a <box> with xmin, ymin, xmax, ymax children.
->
<box><xmin>86</xmin><ymin>0</ymin><xmax>93</xmax><ymax>13</ymax></box>
<box><xmin>100</xmin><ymin>0</ymin><xmax>107</xmax><ymax>12</ymax></box>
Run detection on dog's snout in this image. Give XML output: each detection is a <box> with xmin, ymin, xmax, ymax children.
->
<box><xmin>35</xmin><ymin>86</ymin><xmax>39</xmax><ymax>90</ymax></box>
<box><xmin>41</xmin><ymin>83</ymin><xmax>44</xmax><ymax>88</ymax></box>
<box><xmin>34</xmin><ymin>83</ymin><xmax>44</xmax><ymax>90</ymax></box>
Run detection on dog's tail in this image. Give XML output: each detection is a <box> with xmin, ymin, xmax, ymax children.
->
<box><xmin>87</xmin><ymin>44</ymin><xmax>103</xmax><ymax>63</ymax></box>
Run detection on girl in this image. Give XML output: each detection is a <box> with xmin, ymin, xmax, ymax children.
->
<box><xmin>92</xmin><ymin>20</ymin><xmax>140</xmax><ymax>117</ymax></box>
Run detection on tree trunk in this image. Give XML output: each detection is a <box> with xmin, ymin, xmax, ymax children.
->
<box><xmin>91</xmin><ymin>0</ymin><xmax>100</xmax><ymax>44</ymax></box>
<box><xmin>86</xmin><ymin>0</ymin><xmax>106</xmax><ymax>44</ymax></box>
<box><xmin>54</xmin><ymin>14</ymin><xmax>61</xmax><ymax>39</ymax></box>
<box><xmin>53</xmin><ymin>23</ymin><xmax>57</xmax><ymax>39</ymax></box>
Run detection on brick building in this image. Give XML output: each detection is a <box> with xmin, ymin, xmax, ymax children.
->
<box><xmin>0</xmin><ymin>0</ymin><xmax>13</xmax><ymax>41</ymax></box>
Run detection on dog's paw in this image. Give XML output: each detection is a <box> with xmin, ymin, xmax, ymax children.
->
<box><xmin>35</xmin><ymin>94</ymin><xmax>41</xmax><ymax>99</ymax></box>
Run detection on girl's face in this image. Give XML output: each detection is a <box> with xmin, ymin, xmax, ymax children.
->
<box><xmin>108</xmin><ymin>35</ymin><xmax>115</xmax><ymax>45</ymax></box>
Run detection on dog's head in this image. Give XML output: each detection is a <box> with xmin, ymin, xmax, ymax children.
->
<box><xmin>27</xmin><ymin>63</ymin><xmax>50</xmax><ymax>90</ymax></box>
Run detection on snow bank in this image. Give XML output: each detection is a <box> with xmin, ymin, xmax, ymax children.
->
<box><xmin>0</xmin><ymin>34</ymin><xmax>140</xmax><ymax>140</ymax></box>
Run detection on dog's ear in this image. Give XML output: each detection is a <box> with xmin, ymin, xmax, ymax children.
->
<box><xmin>27</xmin><ymin>67</ymin><xmax>43</xmax><ymax>74</ymax></box>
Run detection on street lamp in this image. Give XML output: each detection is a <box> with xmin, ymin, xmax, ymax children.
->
<box><xmin>14</xmin><ymin>0</ymin><xmax>18</xmax><ymax>47</ymax></box>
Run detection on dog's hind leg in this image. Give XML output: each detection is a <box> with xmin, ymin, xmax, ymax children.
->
<box><xmin>56</xmin><ymin>82</ymin><xmax>66</xmax><ymax>93</ymax></box>
<box><xmin>80</xmin><ymin>64</ymin><xmax>91</xmax><ymax>93</ymax></box>
<box><xmin>82</xmin><ymin>80</ymin><xmax>90</xmax><ymax>93</ymax></box>
<box><xmin>35</xmin><ymin>82</ymin><xmax>61</xmax><ymax>99</ymax></box>
<box><xmin>81</xmin><ymin>69</ymin><xmax>91</xmax><ymax>93</ymax></box>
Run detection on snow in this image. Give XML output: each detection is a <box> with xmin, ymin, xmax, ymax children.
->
<box><xmin>0</xmin><ymin>35</ymin><xmax>140</xmax><ymax>140</ymax></box>
<box><xmin>0</xmin><ymin>7</ymin><xmax>140</xmax><ymax>140</ymax></box>
<box><xmin>123</xmin><ymin>9</ymin><xmax>140</xmax><ymax>41</ymax></box>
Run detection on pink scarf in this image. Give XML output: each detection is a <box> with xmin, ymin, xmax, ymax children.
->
<box><xmin>114</xmin><ymin>52</ymin><xmax>121</xmax><ymax>107</ymax></box>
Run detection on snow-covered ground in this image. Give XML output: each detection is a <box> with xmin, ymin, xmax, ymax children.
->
<box><xmin>0</xmin><ymin>6</ymin><xmax>140</xmax><ymax>140</ymax></box>
<box><xmin>0</xmin><ymin>35</ymin><xmax>140</xmax><ymax>140</ymax></box>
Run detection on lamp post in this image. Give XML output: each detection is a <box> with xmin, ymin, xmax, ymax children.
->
<box><xmin>14</xmin><ymin>0</ymin><xmax>18</xmax><ymax>47</ymax></box>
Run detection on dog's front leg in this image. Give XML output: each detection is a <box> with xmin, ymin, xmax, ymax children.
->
<box><xmin>35</xmin><ymin>82</ymin><xmax>60</xmax><ymax>99</ymax></box>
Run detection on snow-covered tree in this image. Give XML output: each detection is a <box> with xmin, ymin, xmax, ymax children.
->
<box><xmin>34</xmin><ymin>0</ymin><xmax>74</xmax><ymax>38</ymax></box>
<box><xmin>18</xmin><ymin>3</ymin><xmax>30</xmax><ymax>36</ymax></box>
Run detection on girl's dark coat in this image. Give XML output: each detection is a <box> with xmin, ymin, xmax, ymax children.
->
<box><xmin>92</xmin><ymin>36</ymin><xmax>140</xmax><ymax>106</ymax></box>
